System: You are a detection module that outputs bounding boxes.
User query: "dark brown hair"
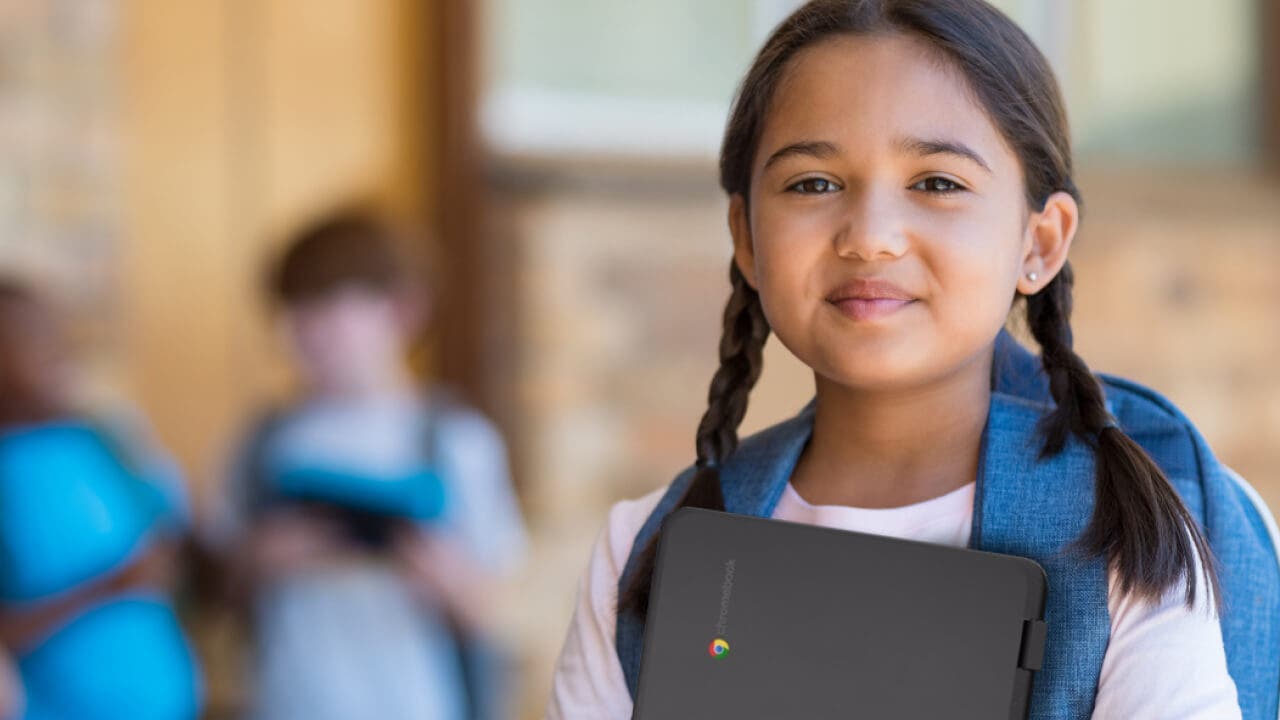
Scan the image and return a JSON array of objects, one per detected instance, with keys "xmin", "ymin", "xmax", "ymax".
[
  {"xmin": 619, "ymin": 0, "xmax": 1220, "ymax": 623},
  {"xmin": 267, "ymin": 208, "xmax": 411, "ymax": 307},
  {"xmin": 0, "ymin": 278, "xmax": 69, "ymax": 429}
]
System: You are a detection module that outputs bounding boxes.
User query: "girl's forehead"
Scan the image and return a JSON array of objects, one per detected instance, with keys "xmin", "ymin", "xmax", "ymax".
[{"xmin": 761, "ymin": 33, "xmax": 1015, "ymax": 172}]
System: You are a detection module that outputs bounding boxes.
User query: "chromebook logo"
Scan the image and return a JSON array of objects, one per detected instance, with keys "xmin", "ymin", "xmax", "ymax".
[{"xmin": 709, "ymin": 558, "xmax": 736, "ymax": 660}]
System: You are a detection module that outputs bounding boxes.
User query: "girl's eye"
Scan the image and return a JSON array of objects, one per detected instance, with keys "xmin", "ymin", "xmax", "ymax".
[
  {"xmin": 787, "ymin": 177, "xmax": 841, "ymax": 194},
  {"xmin": 912, "ymin": 176, "xmax": 966, "ymax": 194}
]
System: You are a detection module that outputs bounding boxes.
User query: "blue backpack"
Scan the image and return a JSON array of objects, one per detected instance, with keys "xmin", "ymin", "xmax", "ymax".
[
  {"xmin": 0, "ymin": 421, "xmax": 202, "ymax": 720},
  {"xmin": 616, "ymin": 328, "xmax": 1280, "ymax": 719},
  {"xmin": 990, "ymin": 327, "xmax": 1280, "ymax": 718}
]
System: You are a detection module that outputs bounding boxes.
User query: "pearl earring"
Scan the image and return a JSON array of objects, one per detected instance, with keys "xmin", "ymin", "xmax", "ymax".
[{"xmin": 1026, "ymin": 271, "xmax": 1039, "ymax": 282}]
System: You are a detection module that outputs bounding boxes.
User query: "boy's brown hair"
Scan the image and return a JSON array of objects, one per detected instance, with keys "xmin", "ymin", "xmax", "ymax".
[{"xmin": 266, "ymin": 208, "xmax": 416, "ymax": 307}]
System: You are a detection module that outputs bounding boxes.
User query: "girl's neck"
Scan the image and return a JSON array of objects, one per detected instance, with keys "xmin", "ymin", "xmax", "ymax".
[{"xmin": 790, "ymin": 350, "xmax": 992, "ymax": 510}]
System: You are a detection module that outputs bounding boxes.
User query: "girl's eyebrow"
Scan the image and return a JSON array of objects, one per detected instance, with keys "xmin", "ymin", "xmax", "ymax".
[
  {"xmin": 762, "ymin": 140, "xmax": 840, "ymax": 170},
  {"xmin": 762, "ymin": 136, "xmax": 993, "ymax": 175},
  {"xmin": 893, "ymin": 134, "xmax": 992, "ymax": 174}
]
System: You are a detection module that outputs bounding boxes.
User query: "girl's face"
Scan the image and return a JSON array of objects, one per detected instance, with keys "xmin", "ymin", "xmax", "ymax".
[
  {"xmin": 731, "ymin": 32, "xmax": 1073, "ymax": 394},
  {"xmin": 0, "ymin": 298, "xmax": 72, "ymax": 415}
]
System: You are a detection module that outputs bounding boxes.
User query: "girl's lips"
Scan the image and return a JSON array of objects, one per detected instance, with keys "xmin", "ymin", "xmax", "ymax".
[{"xmin": 829, "ymin": 297, "xmax": 916, "ymax": 321}]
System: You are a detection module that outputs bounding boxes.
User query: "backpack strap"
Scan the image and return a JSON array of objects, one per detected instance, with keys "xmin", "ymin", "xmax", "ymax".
[
  {"xmin": 973, "ymin": 393, "xmax": 1108, "ymax": 719},
  {"xmin": 76, "ymin": 417, "xmax": 174, "ymax": 524},
  {"xmin": 422, "ymin": 385, "xmax": 462, "ymax": 473},
  {"xmin": 239, "ymin": 405, "xmax": 291, "ymax": 519}
]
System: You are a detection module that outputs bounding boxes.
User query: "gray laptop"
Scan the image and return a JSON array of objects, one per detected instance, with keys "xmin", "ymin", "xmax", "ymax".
[{"xmin": 633, "ymin": 507, "xmax": 1047, "ymax": 719}]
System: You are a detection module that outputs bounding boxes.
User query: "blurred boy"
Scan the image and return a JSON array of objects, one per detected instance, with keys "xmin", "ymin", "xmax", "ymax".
[{"xmin": 206, "ymin": 211, "xmax": 528, "ymax": 720}]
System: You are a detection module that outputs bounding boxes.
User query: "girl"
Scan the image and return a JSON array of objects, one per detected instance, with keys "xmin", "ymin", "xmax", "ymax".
[
  {"xmin": 547, "ymin": 1, "xmax": 1248, "ymax": 717},
  {"xmin": 0, "ymin": 278, "xmax": 202, "ymax": 720}
]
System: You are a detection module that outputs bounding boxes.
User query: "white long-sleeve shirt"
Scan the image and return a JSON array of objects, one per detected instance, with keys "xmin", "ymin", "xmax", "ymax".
[{"xmin": 546, "ymin": 479, "xmax": 1241, "ymax": 719}]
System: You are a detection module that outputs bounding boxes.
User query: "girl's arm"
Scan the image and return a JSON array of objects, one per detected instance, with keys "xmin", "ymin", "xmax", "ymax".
[
  {"xmin": 1091, "ymin": 530, "xmax": 1241, "ymax": 719},
  {"xmin": 0, "ymin": 644, "xmax": 22, "ymax": 720},
  {"xmin": 546, "ymin": 488, "xmax": 664, "ymax": 720},
  {"xmin": 0, "ymin": 536, "xmax": 179, "ymax": 651}
]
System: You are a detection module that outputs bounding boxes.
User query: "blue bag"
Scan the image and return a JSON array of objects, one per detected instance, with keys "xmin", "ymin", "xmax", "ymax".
[
  {"xmin": 247, "ymin": 397, "xmax": 450, "ymax": 548},
  {"xmin": 0, "ymin": 421, "xmax": 202, "ymax": 720}
]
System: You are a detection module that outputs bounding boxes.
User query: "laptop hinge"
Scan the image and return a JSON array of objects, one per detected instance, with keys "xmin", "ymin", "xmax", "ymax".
[{"xmin": 1017, "ymin": 619, "xmax": 1047, "ymax": 671}]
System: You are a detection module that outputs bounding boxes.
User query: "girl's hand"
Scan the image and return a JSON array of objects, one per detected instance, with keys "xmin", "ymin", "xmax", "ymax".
[{"xmin": 392, "ymin": 526, "xmax": 495, "ymax": 635}]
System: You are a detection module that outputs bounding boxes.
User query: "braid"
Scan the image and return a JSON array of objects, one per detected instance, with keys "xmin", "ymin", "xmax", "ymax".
[
  {"xmin": 1025, "ymin": 261, "xmax": 1222, "ymax": 611},
  {"xmin": 617, "ymin": 260, "xmax": 771, "ymax": 620}
]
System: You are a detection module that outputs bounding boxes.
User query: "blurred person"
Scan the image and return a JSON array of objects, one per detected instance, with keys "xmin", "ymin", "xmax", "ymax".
[
  {"xmin": 204, "ymin": 210, "xmax": 528, "ymax": 720},
  {"xmin": 0, "ymin": 278, "xmax": 202, "ymax": 720}
]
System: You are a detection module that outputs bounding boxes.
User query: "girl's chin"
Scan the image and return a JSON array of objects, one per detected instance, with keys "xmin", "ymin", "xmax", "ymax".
[
  {"xmin": 824, "ymin": 371, "xmax": 933, "ymax": 395},
  {"xmin": 815, "ymin": 356, "xmax": 934, "ymax": 392},
  {"xmin": 819, "ymin": 344, "xmax": 996, "ymax": 396}
]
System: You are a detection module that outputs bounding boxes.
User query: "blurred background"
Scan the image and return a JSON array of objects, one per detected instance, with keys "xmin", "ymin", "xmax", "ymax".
[{"xmin": 0, "ymin": 0, "xmax": 1277, "ymax": 718}]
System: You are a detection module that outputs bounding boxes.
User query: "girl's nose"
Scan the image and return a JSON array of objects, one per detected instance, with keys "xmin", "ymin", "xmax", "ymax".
[{"xmin": 831, "ymin": 187, "xmax": 909, "ymax": 262}]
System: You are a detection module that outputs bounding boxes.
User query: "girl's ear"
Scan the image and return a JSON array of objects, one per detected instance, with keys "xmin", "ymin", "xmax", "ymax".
[
  {"xmin": 728, "ymin": 194, "xmax": 759, "ymax": 290},
  {"xmin": 1018, "ymin": 190, "xmax": 1079, "ymax": 295}
]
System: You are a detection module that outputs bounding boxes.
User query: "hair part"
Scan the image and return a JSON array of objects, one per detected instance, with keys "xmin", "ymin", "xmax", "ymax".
[{"xmin": 619, "ymin": 0, "xmax": 1219, "ymax": 624}]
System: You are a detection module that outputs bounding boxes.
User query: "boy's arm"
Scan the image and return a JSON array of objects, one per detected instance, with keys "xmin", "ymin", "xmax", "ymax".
[
  {"xmin": 394, "ymin": 406, "xmax": 530, "ymax": 635},
  {"xmin": 393, "ymin": 524, "xmax": 498, "ymax": 635},
  {"xmin": 438, "ymin": 409, "xmax": 530, "ymax": 577}
]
